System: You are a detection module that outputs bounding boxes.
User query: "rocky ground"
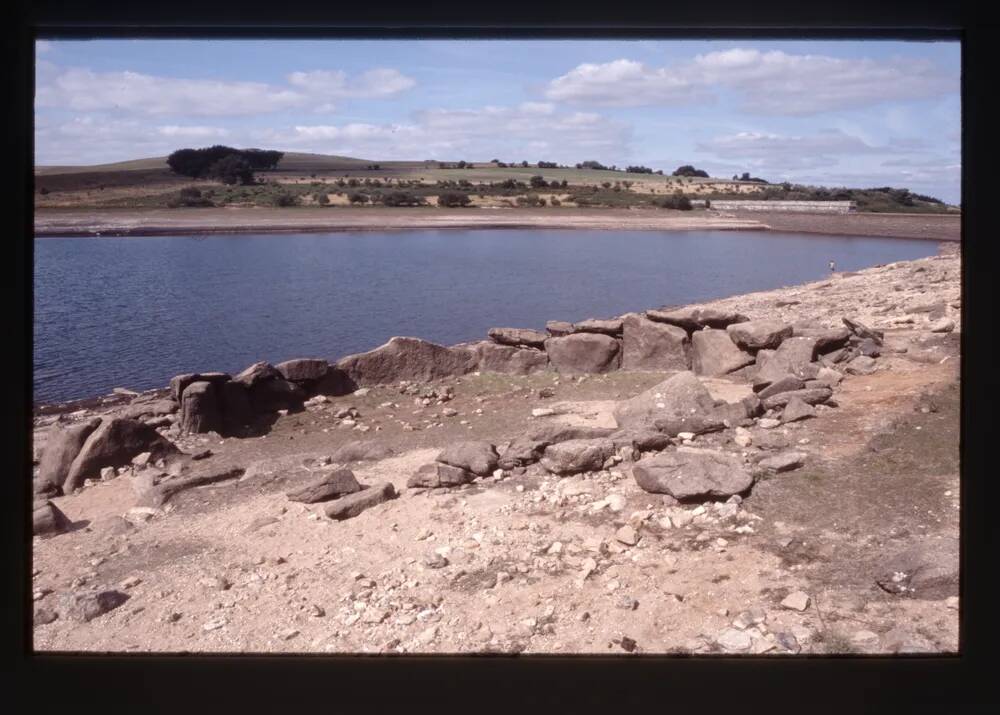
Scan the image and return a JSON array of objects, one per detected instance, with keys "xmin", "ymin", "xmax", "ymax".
[{"xmin": 31, "ymin": 245, "xmax": 961, "ymax": 655}]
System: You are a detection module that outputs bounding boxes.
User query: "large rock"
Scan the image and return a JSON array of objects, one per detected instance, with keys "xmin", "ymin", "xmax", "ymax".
[
  {"xmin": 407, "ymin": 463, "xmax": 475, "ymax": 488},
  {"xmin": 726, "ymin": 320, "xmax": 793, "ymax": 352},
  {"xmin": 781, "ymin": 397, "xmax": 816, "ymax": 423},
  {"xmin": 436, "ymin": 441, "xmax": 499, "ymax": 476},
  {"xmin": 612, "ymin": 371, "xmax": 718, "ymax": 431},
  {"xmin": 286, "ymin": 468, "xmax": 361, "ymax": 503},
  {"xmin": 275, "ymin": 358, "xmax": 329, "ymax": 383},
  {"xmin": 754, "ymin": 337, "xmax": 819, "ymax": 385},
  {"xmin": 487, "ymin": 327, "xmax": 548, "ymax": 349},
  {"xmin": 59, "ymin": 589, "xmax": 129, "ymax": 623},
  {"xmin": 64, "ymin": 418, "xmax": 180, "ymax": 493},
  {"xmin": 539, "ymin": 439, "xmax": 615, "ymax": 475},
  {"xmin": 544, "ymin": 333, "xmax": 621, "ymax": 375},
  {"xmin": 323, "ymin": 482, "xmax": 397, "ymax": 520},
  {"xmin": 169, "ymin": 372, "xmax": 231, "ymax": 402},
  {"xmin": 248, "ymin": 377, "xmax": 307, "ymax": 413},
  {"xmin": 877, "ymin": 537, "xmax": 959, "ymax": 599},
  {"xmin": 35, "ymin": 417, "xmax": 102, "ymax": 495},
  {"xmin": 471, "ymin": 341, "xmax": 548, "ymax": 375},
  {"xmin": 33, "ymin": 500, "xmax": 72, "ymax": 536},
  {"xmin": 760, "ymin": 387, "xmax": 833, "ymax": 411},
  {"xmin": 621, "ymin": 314, "xmax": 690, "ymax": 371},
  {"xmin": 573, "ymin": 318, "xmax": 623, "ymax": 336},
  {"xmin": 632, "ymin": 448, "xmax": 754, "ymax": 500},
  {"xmin": 690, "ymin": 328, "xmax": 755, "ymax": 376},
  {"xmin": 329, "ymin": 441, "xmax": 395, "ymax": 464},
  {"xmin": 498, "ymin": 438, "xmax": 549, "ymax": 470},
  {"xmin": 546, "ymin": 320, "xmax": 575, "ymax": 337},
  {"xmin": 335, "ymin": 337, "xmax": 478, "ymax": 386},
  {"xmin": 645, "ymin": 306, "xmax": 749, "ymax": 332},
  {"xmin": 233, "ymin": 361, "xmax": 281, "ymax": 388},
  {"xmin": 845, "ymin": 356, "xmax": 877, "ymax": 375},
  {"xmin": 180, "ymin": 380, "xmax": 223, "ymax": 434},
  {"xmin": 526, "ymin": 424, "xmax": 616, "ymax": 444}
]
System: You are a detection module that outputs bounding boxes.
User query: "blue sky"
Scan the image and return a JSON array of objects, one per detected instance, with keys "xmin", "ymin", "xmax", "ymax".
[{"xmin": 35, "ymin": 39, "xmax": 961, "ymax": 203}]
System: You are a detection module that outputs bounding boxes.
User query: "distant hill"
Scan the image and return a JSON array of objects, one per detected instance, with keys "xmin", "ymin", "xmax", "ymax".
[{"xmin": 35, "ymin": 152, "xmax": 413, "ymax": 175}]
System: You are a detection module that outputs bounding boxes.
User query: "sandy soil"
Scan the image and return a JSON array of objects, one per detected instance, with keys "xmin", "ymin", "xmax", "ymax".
[
  {"xmin": 734, "ymin": 210, "xmax": 960, "ymax": 241},
  {"xmin": 31, "ymin": 251, "xmax": 961, "ymax": 655}
]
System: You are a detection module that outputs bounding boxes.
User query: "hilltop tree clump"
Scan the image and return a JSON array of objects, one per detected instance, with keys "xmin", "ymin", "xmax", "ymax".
[
  {"xmin": 672, "ymin": 165, "xmax": 709, "ymax": 178},
  {"xmin": 207, "ymin": 155, "xmax": 255, "ymax": 186},
  {"xmin": 626, "ymin": 165, "xmax": 654, "ymax": 174},
  {"xmin": 576, "ymin": 160, "xmax": 609, "ymax": 171},
  {"xmin": 167, "ymin": 146, "xmax": 283, "ymax": 182}
]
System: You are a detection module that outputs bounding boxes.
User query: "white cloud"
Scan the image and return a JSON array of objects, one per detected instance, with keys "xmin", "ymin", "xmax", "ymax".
[
  {"xmin": 36, "ymin": 65, "xmax": 416, "ymax": 117},
  {"xmin": 156, "ymin": 125, "xmax": 231, "ymax": 138},
  {"xmin": 287, "ymin": 68, "xmax": 415, "ymax": 98},
  {"xmin": 36, "ymin": 40, "xmax": 52, "ymax": 54},
  {"xmin": 697, "ymin": 129, "xmax": 890, "ymax": 167},
  {"xmin": 281, "ymin": 104, "xmax": 631, "ymax": 163},
  {"xmin": 545, "ymin": 49, "xmax": 956, "ymax": 114}
]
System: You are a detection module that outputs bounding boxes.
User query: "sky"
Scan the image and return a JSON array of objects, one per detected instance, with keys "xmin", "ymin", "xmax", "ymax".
[{"xmin": 34, "ymin": 39, "xmax": 961, "ymax": 204}]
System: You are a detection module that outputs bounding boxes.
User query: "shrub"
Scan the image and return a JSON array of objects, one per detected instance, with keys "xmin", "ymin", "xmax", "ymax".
[
  {"xmin": 316, "ymin": 193, "xmax": 330, "ymax": 206},
  {"xmin": 660, "ymin": 193, "xmax": 692, "ymax": 210},
  {"xmin": 550, "ymin": 197, "xmax": 561, "ymax": 206},
  {"xmin": 273, "ymin": 193, "xmax": 298, "ymax": 207},
  {"xmin": 38, "ymin": 186, "xmax": 50, "ymax": 195},
  {"xmin": 437, "ymin": 191, "xmax": 472, "ymax": 208},
  {"xmin": 179, "ymin": 187, "xmax": 202, "ymax": 199},
  {"xmin": 515, "ymin": 194, "xmax": 545, "ymax": 207},
  {"xmin": 379, "ymin": 191, "xmax": 426, "ymax": 207},
  {"xmin": 348, "ymin": 192, "xmax": 369, "ymax": 204},
  {"xmin": 529, "ymin": 175, "xmax": 547, "ymax": 189}
]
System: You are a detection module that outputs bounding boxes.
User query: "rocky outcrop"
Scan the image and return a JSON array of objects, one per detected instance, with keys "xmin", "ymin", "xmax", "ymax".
[
  {"xmin": 330, "ymin": 441, "xmax": 395, "ymax": 464},
  {"xmin": 471, "ymin": 341, "xmax": 549, "ymax": 375},
  {"xmin": 726, "ymin": 320, "xmax": 793, "ymax": 352},
  {"xmin": 540, "ymin": 439, "xmax": 615, "ymax": 475},
  {"xmin": 335, "ymin": 337, "xmax": 478, "ymax": 386},
  {"xmin": 632, "ymin": 448, "xmax": 754, "ymax": 500},
  {"xmin": 169, "ymin": 372, "xmax": 231, "ymax": 402},
  {"xmin": 64, "ymin": 418, "xmax": 181, "ymax": 493},
  {"xmin": 498, "ymin": 438, "xmax": 549, "ymax": 470},
  {"xmin": 247, "ymin": 377, "xmax": 306, "ymax": 414},
  {"xmin": 545, "ymin": 320, "xmax": 575, "ymax": 337},
  {"xmin": 35, "ymin": 417, "xmax": 102, "ymax": 495},
  {"xmin": 621, "ymin": 314, "xmax": 690, "ymax": 371},
  {"xmin": 544, "ymin": 333, "xmax": 621, "ymax": 374},
  {"xmin": 690, "ymin": 328, "xmax": 755, "ymax": 376},
  {"xmin": 487, "ymin": 327, "xmax": 548, "ymax": 349},
  {"xmin": 760, "ymin": 387, "xmax": 833, "ymax": 411},
  {"xmin": 754, "ymin": 337, "xmax": 818, "ymax": 386},
  {"xmin": 526, "ymin": 424, "xmax": 616, "ymax": 444}
]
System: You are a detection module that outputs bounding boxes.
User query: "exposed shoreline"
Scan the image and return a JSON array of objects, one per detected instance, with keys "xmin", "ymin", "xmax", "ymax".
[{"xmin": 34, "ymin": 207, "xmax": 960, "ymax": 241}]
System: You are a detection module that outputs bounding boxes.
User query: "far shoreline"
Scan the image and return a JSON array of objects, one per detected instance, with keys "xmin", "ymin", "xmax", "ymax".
[{"xmin": 34, "ymin": 207, "xmax": 960, "ymax": 242}]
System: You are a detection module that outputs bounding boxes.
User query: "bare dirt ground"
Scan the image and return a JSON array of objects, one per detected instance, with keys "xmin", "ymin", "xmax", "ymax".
[
  {"xmin": 31, "ymin": 250, "xmax": 961, "ymax": 655},
  {"xmin": 737, "ymin": 210, "xmax": 960, "ymax": 242},
  {"xmin": 35, "ymin": 207, "xmax": 959, "ymax": 241}
]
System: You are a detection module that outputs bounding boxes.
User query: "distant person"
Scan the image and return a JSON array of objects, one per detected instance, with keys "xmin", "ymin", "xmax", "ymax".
[{"xmin": 829, "ymin": 260, "xmax": 836, "ymax": 273}]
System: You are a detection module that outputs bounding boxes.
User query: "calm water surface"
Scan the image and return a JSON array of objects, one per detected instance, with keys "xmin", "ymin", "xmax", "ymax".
[{"xmin": 34, "ymin": 229, "xmax": 939, "ymax": 403}]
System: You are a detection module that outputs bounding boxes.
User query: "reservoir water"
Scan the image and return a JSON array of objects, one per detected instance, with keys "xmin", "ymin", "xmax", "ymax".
[{"xmin": 33, "ymin": 229, "xmax": 939, "ymax": 403}]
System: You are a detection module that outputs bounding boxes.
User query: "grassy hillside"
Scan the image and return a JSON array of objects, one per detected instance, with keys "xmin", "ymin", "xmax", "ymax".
[{"xmin": 34, "ymin": 152, "xmax": 958, "ymax": 214}]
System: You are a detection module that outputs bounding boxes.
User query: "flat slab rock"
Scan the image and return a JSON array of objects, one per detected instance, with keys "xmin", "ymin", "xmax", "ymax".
[
  {"xmin": 324, "ymin": 482, "xmax": 397, "ymax": 520},
  {"xmin": 470, "ymin": 341, "xmax": 549, "ymax": 376},
  {"xmin": 612, "ymin": 371, "xmax": 720, "ymax": 432},
  {"xmin": 335, "ymin": 336, "xmax": 477, "ymax": 386},
  {"xmin": 631, "ymin": 447, "xmax": 754, "ymax": 500},
  {"xmin": 407, "ymin": 462, "xmax": 475, "ymax": 488},
  {"xmin": 760, "ymin": 387, "xmax": 833, "ymax": 411},
  {"xmin": 645, "ymin": 306, "xmax": 749, "ymax": 332},
  {"xmin": 275, "ymin": 358, "xmax": 329, "ymax": 383},
  {"xmin": 573, "ymin": 318, "xmax": 624, "ymax": 335},
  {"xmin": 757, "ymin": 451, "xmax": 807, "ymax": 473},
  {"xmin": 487, "ymin": 327, "xmax": 548, "ymax": 349},
  {"xmin": 286, "ymin": 468, "xmax": 362, "ymax": 503}
]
